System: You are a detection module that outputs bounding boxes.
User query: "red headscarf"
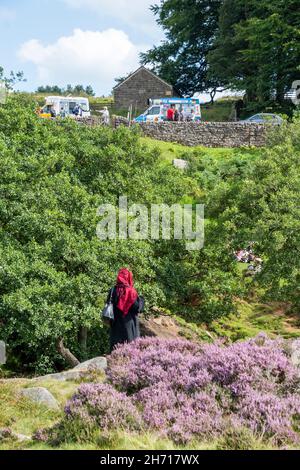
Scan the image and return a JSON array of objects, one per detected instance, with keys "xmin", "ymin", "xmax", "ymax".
[{"xmin": 116, "ymin": 268, "xmax": 138, "ymax": 316}]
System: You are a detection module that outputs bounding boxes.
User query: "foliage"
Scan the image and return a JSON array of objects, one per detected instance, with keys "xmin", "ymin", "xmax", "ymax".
[
  {"xmin": 143, "ymin": 0, "xmax": 299, "ymax": 109},
  {"xmin": 207, "ymin": 116, "xmax": 300, "ymax": 309},
  {"xmin": 36, "ymin": 84, "xmax": 95, "ymax": 96},
  {"xmin": 57, "ymin": 384, "xmax": 142, "ymax": 444},
  {"xmin": 0, "ymin": 66, "xmax": 26, "ymax": 90},
  {"xmin": 208, "ymin": 0, "xmax": 300, "ymax": 107},
  {"xmin": 141, "ymin": 0, "xmax": 223, "ymax": 98},
  {"xmin": 0, "ymin": 94, "xmax": 209, "ymax": 372},
  {"xmin": 41, "ymin": 336, "xmax": 300, "ymax": 446}
]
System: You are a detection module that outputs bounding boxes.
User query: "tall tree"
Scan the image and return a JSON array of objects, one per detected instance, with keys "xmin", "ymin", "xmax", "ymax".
[
  {"xmin": 141, "ymin": 0, "xmax": 224, "ymax": 98},
  {"xmin": 208, "ymin": 0, "xmax": 300, "ymax": 104}
]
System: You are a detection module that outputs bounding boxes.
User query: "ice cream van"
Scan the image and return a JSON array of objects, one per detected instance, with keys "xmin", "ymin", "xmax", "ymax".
[
  {"xmin": 134, "ymin": 97, "xmax": 201, "ymax": 123},
  {"xmin": 39, "ymin": 96, "xmax": 91, "ymax": 119}
]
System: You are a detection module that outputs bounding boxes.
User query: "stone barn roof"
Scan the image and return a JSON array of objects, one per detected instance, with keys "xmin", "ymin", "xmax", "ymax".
[
  {"xmin": 113, "ymin": 66, "xmax": 181, "ymax": 111},
  {"xmin": 113, "ymin": 66, "xmax": 175, "ymax": 91}
]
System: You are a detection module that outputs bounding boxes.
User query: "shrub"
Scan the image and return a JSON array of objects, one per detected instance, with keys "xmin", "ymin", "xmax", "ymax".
[
  {"xmin": 0, "ymin": 95, "xmax": 198, "ymax": 372},
  {"xmin": 35, "ymin": 383, "xmax": 142, "ymax": 444},
  {"xmin": 40, "ymin": 336, "xmax": 300, "ymax": 447},
  {"xmin": 106, "ymin": 336, "xmax": 300, "ymax": 445}
]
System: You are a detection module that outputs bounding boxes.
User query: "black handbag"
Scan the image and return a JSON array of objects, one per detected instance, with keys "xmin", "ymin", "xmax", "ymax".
[
  {"xmin": 138, "ymin": 296, "xmax": 145, "ymax": 313},
  {"xmin": 102, "ymin": 288, "xmax": 115, "ymax": 322}
]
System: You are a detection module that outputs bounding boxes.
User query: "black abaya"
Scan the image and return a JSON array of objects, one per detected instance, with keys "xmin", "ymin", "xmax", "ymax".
[{"xmin": 107, "ymin": 288, "xmax": 141, "ymax": 352}]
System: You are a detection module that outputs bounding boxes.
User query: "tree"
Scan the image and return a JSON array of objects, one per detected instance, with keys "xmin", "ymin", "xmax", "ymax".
[
  {"xmin": 141, "ymin": 0, "xmax": 224, "ymax": 98},
  {"xmin": 0, "ymin": 66, "xmax": 26, "ymax": 90},
  {"xmin": 85, "ymin": 85, "xmax": 95, "ymax": 96},
  {"xmin": 207, "ymin": 116, "xmax": 300, "ymax": 309},
  {"xmin": 0, "ymin": 94, "xmax": 202, "ymax": 373},
  {"xmin": 36, "ymin": 84, "xmax": 95, "ymax": 96},
  {"xmin": 208, "ymin": 0, "xmax": 300, "ymax": 106},
  {"xmin": 36, "ymin": 85, "xmax": 63, "ymax": 94}
]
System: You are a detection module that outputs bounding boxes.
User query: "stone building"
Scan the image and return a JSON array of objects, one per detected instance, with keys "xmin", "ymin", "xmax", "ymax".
[{"xmin": 113, "ymin": 66, "xmax": 180, "ymax": 112}]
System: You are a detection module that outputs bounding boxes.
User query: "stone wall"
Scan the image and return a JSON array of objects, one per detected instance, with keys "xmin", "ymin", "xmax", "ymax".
[
  {"xmin": 113, "ymin": 115, "xmax": 130, "ymax": 128},
  {"xmin": 114, "ymin": 67, "xmax": 177, "ymax": 111},
  {"xmin": 139, "ymin": 122, "xmax": 269, "ymax": 148}
]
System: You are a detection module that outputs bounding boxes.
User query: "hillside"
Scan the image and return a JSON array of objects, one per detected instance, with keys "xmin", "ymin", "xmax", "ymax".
[{"xmin": 0, "ymin": 94, "xmax": 299, "ymax": 451}]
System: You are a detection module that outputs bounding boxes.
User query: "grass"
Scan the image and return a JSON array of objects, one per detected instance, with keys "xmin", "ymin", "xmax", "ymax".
[
  {"xmin": 0, "ymin": 377, "xmax": 278, "ymax": 450},
  {"xmin": 140, "ymin": 137, "xmax": 253, "ymax": 164},
  {"xmin": 0, "ymin": 377, "xmax": 218, "ymax": 450},
  {"xmin": 210, "ymin": 300, "xmax": 300, "ymax": 341}
]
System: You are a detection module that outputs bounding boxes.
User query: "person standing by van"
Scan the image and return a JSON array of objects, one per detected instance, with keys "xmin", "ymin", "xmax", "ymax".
[
  {"xmin": 167, "ymin": 105, "xmax": 175, "ymax": 121},
  {"xmin": 100, "ymin": 106, "xmax": 110, "ymax": 125}
]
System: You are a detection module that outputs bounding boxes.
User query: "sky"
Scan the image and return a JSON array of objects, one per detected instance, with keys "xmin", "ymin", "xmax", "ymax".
[{"xmin": 0, "ymin": 0, "xmax": 228, "ymax": 100}]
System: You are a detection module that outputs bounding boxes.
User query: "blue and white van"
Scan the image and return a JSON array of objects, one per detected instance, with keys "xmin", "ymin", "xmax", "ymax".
[{"xmin": 135, "ymin": 97, "xmax": 201, "ymax": 123}]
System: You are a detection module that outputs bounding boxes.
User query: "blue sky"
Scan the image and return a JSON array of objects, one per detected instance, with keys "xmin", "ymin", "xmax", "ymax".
[{"xmin": 0, "ymin": 0, "xmax": 163, "ymax": 95}]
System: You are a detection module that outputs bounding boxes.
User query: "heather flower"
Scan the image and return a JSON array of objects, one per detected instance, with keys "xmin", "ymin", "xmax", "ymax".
[
  {"xmin": 64, "ymin": 383, "xmax": 142, "ymax": 434},
  {"xmin": 33, "ymin": 428, "xmax": 49, "ymax": 442},
  {"xmin": 106, "ymin": 336, "xmax": 300, "ymax": 445},
  {"xmin": 135, "ymin": 383, "xmax": 225, "ymax": 443},
  {"xmin": 47, "ymin": 336, "xmax": 300, "ymax": 446}
]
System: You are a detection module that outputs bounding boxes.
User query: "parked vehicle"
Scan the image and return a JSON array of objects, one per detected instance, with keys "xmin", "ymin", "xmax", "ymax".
[
  {"xmin": 39, "ymin": 96, "xmax": 91, "ymax": 119},
  {"xmin": 242, "ymin": 113, "xmax": 283, "ymax": 124},
  {"xmin": 135, "ymin": 98, "xmax": 201, "ymax": 123}
]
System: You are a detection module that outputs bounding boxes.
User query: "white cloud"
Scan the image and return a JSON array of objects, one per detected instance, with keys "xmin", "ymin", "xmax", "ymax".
[
  {"xmin": 18, "ymin": 28, "xmax": 147, "ymax": 94},
  {"xmin": 0, "ymin": 7, "xmax": 16, "ymax": 22},
  {"xmin": 63, "ymin": 0, "xmax": 161, "ymax": 38}
]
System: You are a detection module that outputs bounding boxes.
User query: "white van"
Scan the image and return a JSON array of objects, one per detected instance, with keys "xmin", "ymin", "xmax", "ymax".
[
  {"xmin": 40, "ymin": 96, "xmax": 91, "ymax": 118},
  {"xmin": 135, "ymin": 98, "xmax": 202, "ymax": 123}
]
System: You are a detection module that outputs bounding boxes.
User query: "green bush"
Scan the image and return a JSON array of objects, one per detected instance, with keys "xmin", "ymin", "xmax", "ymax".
[{"xmin": 0, "ymin": 95, "xmax": 198, "ymax": 372}]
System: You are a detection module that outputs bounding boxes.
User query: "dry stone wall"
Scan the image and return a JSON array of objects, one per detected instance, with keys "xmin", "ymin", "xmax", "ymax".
[{"xmin": 139, "ymin": 122, "xmax": 269, "ymax": 148}]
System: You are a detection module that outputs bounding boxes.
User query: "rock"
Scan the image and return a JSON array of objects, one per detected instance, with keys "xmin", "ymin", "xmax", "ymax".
[
  {"xmin": 37, "ymin": 371, "xmax": 82, "ymax": 382},
  {"xmin": 173, "ymin": 159, "xmax": 189, "ymax": 170},
  {"xmin": 21, "ymin": 387, "xmax": 60, "ymax": 410},
  {"xmin": 35, "ymin": 357, "xmax": 107, "ymax": 382},
  {"xmin": 139, "ymin": 310, "xmax": 212, "ymax": 343},
  {"xmin": 72, "ymin": 357, "xmax": 107, "ymax": 371},
  {"xmin": 0, "ymin": 341, "xmax": 6, "ymax": 365},
  {"xmin": 140, "ymin": 314, "xmax": 182, "ymax": 340},
  {"xmin": 290, "ymin": 339, "xmax": 300, "ymax": 374},
  {"xmin": 14, "ymin": 433, "xmax": 31, "ymax": 442}
]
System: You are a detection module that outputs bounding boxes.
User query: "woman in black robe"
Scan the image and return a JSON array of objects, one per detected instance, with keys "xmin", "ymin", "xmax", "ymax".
[{"xmin": 107, "ymin": 268, "xmax": 143, "ymax": 352}]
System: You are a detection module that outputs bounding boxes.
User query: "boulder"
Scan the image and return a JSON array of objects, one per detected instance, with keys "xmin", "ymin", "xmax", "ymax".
[
  {"xmin": 173, "ymin": 159, "xmax": 189, "ymax": 170},
  {"xmin": 21, "ymin": 387, "xmax": 60, "ymax": 410},
  {"xmin": 140, "ymin": 314, "xmax": 182, "ymax": 340},
  {"xmin": 290, "ymin": 339, "xmax": 300, "ymax": 376},
  {"xmin": 0, "ymin": 341, "xmax": 6, "ymax": 365},
  {"xmin": 72, "ymin": 357, "xmax": 107, "ymax": 372},
  {"xmin": 139, "ymin": 310, "xmax": 213, "ymax": 342},
  {"xmin": 36, "ymin": 356, "xmax": 107, "ymax": 382}
]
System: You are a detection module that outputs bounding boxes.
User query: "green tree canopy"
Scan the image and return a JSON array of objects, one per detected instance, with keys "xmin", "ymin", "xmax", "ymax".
[
  {"xmin": 0, "ymin": 94, "xmax": 205, "ymax": 373},
  {"xmin": 207, "ymin": 116, "xmax": 300, "ymax": 308},
  {"xmin": 141, "ymin": 0, "xmax": 223, "ymax": 98},
  {"xmin": 36, "ymin": 84, "xmax": 95, "ymax": 96},
  {"xmin": 208, "ymin": 0, "xmax": 300, "ymax": 106}
]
